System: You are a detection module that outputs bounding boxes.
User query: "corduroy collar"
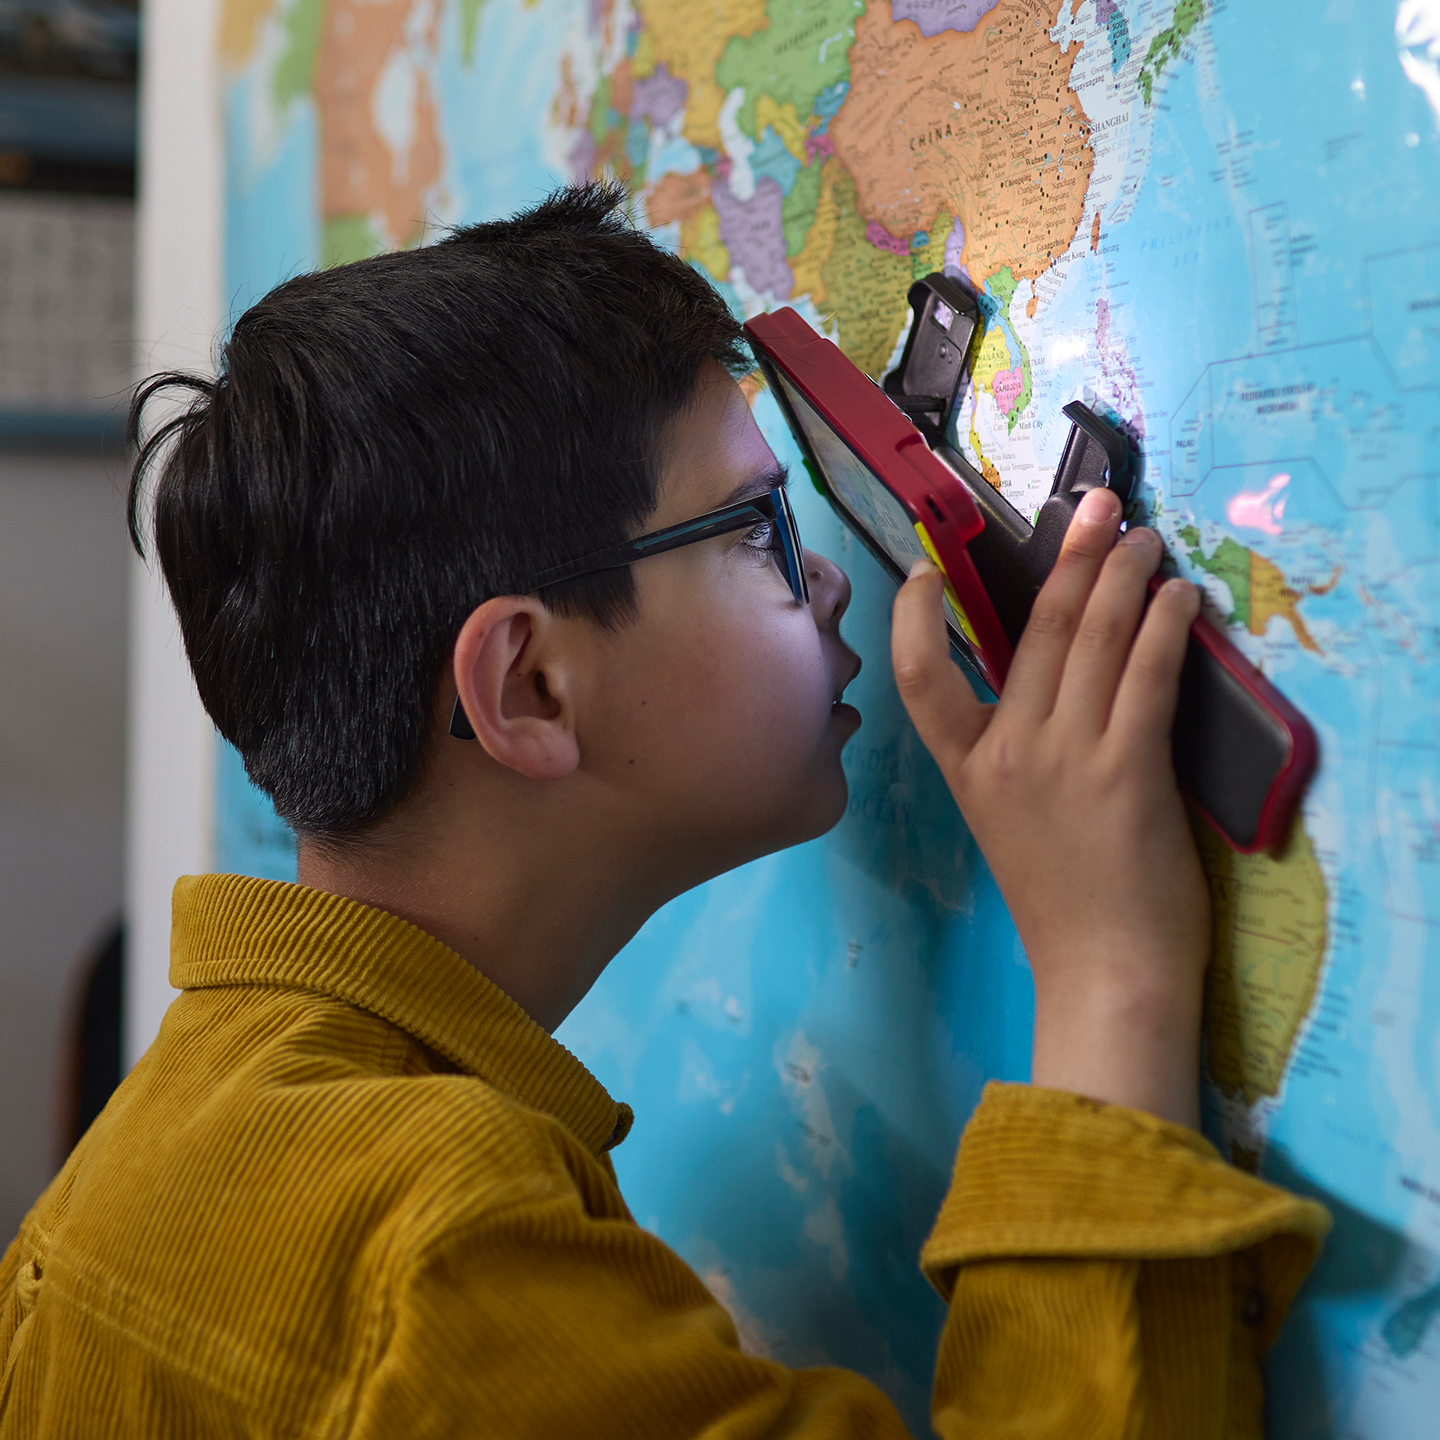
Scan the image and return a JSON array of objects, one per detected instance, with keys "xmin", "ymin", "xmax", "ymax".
[{"xmin": 169, "ymin": 873, "xmax": 633, "ymax": 1156}]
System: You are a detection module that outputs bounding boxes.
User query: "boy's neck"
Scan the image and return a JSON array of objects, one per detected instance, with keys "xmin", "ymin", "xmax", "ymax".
[{"xmin": 295, "ymin": 772, "xmax": 680, "ymax": 1034}]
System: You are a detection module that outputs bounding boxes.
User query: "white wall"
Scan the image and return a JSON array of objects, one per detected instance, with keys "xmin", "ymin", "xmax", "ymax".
[
  {"xmin": 0, "ymin": 451, "xmax": 131, "ymax": 1237},
  {"xmin": 125, "ymin": 0, "xmax": 223, "ymax": 1067}
]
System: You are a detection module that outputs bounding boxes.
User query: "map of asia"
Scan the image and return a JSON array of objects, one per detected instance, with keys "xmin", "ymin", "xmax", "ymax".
[{"xmin": 218, "ymin": 0, "xmax": 1440, "ymax": 1431}]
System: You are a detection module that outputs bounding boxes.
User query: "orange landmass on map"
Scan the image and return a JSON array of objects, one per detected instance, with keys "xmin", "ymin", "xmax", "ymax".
[
  {"xmin": 610, "ymin": 56, "xmax": 635, "ymax": 115},
  {"xmin": 638, "ymin": 0, "xmax": 769, "ymax": 151},
  {"xmin": 829, "ymin": 0, "xmax": 1094, "ymax": 289},
  {"xmin": 1091, "ymin": 211, "xmax": 1102, "ymax": 251},
  {"xmin": 315, "ymin": 0, "xmax": 442, "ymax": 251},
  {"xmin": 220, "ymin": 0, "xmax": 274, "ymax": 65},
  {"xmin": 646, "ymin": 169, "xmax": 712, "ymax": 227}
]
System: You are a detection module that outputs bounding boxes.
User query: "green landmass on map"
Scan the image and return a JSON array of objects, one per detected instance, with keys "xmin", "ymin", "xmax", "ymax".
[
  {"xmin": 1177, "ymin": 524, "xmax": 1326, "ymax": 653},
  {"xmin": 715, "ymin": 0, "xmax": 865, "ymax": 142},
  {"xmin": 782, "ymin": 159, "xmax": 825, "ymax": 256},
  {"xmin": 459, "ymin": 0, "xmax": 488, "ymax": 65},
  {"xmin": 1140, "ymin": 0, "xmax": 1205, "ymax": 105},
  {"xmin": 272, "ymin": 0, "xmax": 324, "ymax": 110},
  {"xmin": 322, "ymin": 215, "xmax": 385, "ymax": 269}
]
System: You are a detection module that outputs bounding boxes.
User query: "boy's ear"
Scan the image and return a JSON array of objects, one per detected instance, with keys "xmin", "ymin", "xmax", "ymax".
[{"xmin": 450, "ymin": 597, "xmax": 581, "ymax": 781}]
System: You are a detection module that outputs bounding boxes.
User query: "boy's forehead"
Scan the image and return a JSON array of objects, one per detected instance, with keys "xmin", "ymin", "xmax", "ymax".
[{"xmin": 655, "ymin": 365, "xmax": 778, "ymax": 522}]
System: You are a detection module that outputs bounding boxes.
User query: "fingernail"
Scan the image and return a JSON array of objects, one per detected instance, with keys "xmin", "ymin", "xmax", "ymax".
[
  {"xmin": 1165, "ymin": 577, "xmax": 1200, "ymax": 607},
  {"xmin": 908, "ymin": 557, "xmax": 938, "ymax": 579},
  {"xmin": 1120, "ymin": 525, "xmax": 1159, "ymax": 547},
  {"xmin": 1076, "ymin": 488, "xmax": 1121, "ymax": 527}
]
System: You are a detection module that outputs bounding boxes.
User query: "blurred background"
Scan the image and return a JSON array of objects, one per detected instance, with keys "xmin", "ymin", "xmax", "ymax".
[{"xmin": 0, "ymin": 0, "xmax": 138, "ymax": 1239}]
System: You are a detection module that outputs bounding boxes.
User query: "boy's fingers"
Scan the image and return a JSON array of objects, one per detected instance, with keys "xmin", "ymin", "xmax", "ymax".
[
  {"xmin": 1109, "ymin": 578, "xmax": 1202, "ymax": 751},
  {"xmin": 1003, "ymin": 487, "xmax": 1123, "ymax": 721},
  {"xmin": 1052, "ymin": 527, "xmax": 1164, "ymax": 736},
  {"xmin": 891, "ymin": 560, "xmax": 990, "ymax": 773}
]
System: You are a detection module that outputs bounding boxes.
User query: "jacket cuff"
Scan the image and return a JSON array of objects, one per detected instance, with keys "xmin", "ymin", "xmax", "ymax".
[{"xmin": 922, "ymin": 1083, "xmax": 1331, "ymax": 1334}]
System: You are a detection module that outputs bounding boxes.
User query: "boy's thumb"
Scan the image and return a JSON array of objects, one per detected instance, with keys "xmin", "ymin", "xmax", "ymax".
[{"xmin": 891, "ymin": 560, "xmax": 988, "ymax": 773}]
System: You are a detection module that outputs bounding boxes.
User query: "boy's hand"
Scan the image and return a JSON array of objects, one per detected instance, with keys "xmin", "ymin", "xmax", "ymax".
[{"xmin": 891, "ymin": 488, "xmax": 1209, "ymax": 1129}]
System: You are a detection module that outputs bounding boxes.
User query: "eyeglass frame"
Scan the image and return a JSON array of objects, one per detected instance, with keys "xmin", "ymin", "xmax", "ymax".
[{"xmin": 450, "ymin": 483, "xmax": 809, "ymax": 740}]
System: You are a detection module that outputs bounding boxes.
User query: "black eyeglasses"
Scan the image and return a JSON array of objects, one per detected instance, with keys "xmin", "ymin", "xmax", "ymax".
[{"xmin": 450, "ymin": 483, "xmax": 809, "ymax": 739}]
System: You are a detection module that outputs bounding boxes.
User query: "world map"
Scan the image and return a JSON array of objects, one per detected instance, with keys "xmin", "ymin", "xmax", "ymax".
[{"xmin": 218, "ymin": 1, "xmax": 1440, "ymax": 1431}]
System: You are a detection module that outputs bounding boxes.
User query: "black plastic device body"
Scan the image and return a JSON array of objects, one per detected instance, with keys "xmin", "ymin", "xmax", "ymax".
[{"xmin": 882, "ymin": 274, "xmax": 1315, "ymax": 853}]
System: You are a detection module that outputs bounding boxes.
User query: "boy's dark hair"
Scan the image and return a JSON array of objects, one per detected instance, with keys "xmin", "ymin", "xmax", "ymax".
[{"xmin": 129, "ymin": 182, "xmax": 748, "ymax": 838}]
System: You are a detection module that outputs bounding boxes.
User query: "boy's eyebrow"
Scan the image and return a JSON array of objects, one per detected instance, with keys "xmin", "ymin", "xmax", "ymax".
[{"xmin": 719, "ymin": 462, "xmax": 789, "ymax": 508}]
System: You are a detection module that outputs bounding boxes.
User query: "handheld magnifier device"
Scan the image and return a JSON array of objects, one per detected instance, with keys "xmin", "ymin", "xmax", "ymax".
[{"xmin": 745, "ymin": 278, "xmax": 1317, "ymax": 854}]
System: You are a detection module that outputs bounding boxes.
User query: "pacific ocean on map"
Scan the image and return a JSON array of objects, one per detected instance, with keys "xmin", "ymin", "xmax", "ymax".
[{"xmin": 216, "ymin": 0, "xmax": 1440, "ymax": 1431}]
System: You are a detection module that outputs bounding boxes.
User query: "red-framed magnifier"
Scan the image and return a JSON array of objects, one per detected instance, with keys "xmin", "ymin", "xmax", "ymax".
[{"xmin": 747, "ymin": 305, "xmax": 1013, "ymax": 695}]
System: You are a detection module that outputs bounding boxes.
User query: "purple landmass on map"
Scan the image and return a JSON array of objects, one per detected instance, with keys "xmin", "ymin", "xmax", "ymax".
[
  {"xmin": 942, "ymin": 216, "xmax": 970, "ymax": 281},
  {"xmin": 631, "ymin": 63, "xmax": 687, "ymax": 126},
  {"xmin": 1096, "ymin": 0, "xmax": 1118, "ymax": 22},
  {"xmin": 892, "ymin": 0, "xmax": 998, "ymax": 38},
  {"xmin": 570, "ymin": 130, "xmax": 595, "ymax": 180},
  {"xmin": 711, "ymin": 175, "xmax": 793, "ymax": 300}
]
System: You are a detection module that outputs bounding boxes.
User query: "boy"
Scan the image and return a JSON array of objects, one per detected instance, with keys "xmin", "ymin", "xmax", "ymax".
[{"xmin": 1, "ymin": 185, "xmax": 1327, "ymax": 1437}]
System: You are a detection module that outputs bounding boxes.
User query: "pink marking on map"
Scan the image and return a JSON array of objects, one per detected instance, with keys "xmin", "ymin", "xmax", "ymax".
[
  {"xmin": 805, "ymin": 130, "xmax": 834, "ymax": 166},
  {"xmin": 991, "ymin": 367, "xmax": 1023, "ymax": 415},
  {"xmin": 1226, "ymin": 473, "xmax": 1290, "ymax": 536},
  {"xmin": 1095, "ymin": 0, "xmax": 1117, "ymax": 22},
  {"xmin": 865, "ymin": 220, "xmax": 910, "ymax": 257},
  {"xmin": 714, "ymin": 155, "xmax": 732, "ymax": 183}
]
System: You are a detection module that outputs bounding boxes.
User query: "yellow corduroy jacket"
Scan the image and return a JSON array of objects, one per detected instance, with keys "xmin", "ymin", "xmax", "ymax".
[{"xmin": 2, "ymin": 874, "xmax": 1329, "ymax": 1438}]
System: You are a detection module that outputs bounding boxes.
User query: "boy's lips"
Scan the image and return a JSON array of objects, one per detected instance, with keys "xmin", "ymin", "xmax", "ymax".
[{"xmin": 831, "ymin": 654, "xmax": 863, "ymax": 722}]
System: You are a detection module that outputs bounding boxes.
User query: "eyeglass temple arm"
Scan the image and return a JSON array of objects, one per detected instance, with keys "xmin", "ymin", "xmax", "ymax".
[
  {"xmin": 449, "ymin": 498, "xmax": 773, "ymax": 740},
  {"xmin": 518, "ymin": 499, "xmax": 772, "ymax": 593}
]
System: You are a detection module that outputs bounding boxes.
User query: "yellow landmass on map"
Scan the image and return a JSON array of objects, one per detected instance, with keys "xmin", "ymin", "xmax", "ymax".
[
  {"xmin": 1251, "ymin": 551, "xmax": 1323, "ymax": 654},
  {"xmin": 220, "ymin": 0, "xmax": 274, "ymax": 66},
  {"xmin": 680, "ymin": 204, "xmax": 731, "ymax": 281},
  {"xmin": 1197, "ymin": 813, "xmax": 1329, "ymax": 1106},
  {"xmin": 819, "ymin": 168, "xmax": 923, "ymax": 378},
  {"xmin": 632, "ymin": 25, "xmax": 658, "ymax": 78},
  {"xmin": 829, "ymin": 0, "xmax": 1094, "ymax": 289},
  {"xmin": 756, "ymin": 95, "xmax": 808, "ymax": 163},
  {"xmin": 790, "ymin": 157, "xmax": 841, "ymax": 306},
  {"xmin": 639, "ymin": 0, "xmax": 769, "ymax": 151},
  {"xmin": 970, "ymin": 319, "xmax": 1012, "ymax": 397}
]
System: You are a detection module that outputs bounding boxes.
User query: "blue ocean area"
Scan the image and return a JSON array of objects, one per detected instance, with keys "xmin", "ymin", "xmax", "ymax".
[
  {"xmin": 1097, "ymin": 3, "xmax": 1440, "ymax": 1428},
  {"xmin": 213, "ymin": 0, "xmax": 1440, "ymax": 1427},
  {"xmin": 223, "ymin": 73, "xmax": 320, "ymax": 319}
]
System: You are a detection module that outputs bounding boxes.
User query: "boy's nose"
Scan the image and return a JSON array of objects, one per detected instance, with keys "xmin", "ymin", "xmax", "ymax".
[{"xmin": 804, "ymin": 548, "xmax": 851, "ymax": 628}]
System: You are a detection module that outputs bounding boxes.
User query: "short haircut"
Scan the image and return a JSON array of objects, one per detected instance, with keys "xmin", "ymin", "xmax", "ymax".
[{"xmin": 129, "ymin": 182, "xmax": 748, "ymax": 838}]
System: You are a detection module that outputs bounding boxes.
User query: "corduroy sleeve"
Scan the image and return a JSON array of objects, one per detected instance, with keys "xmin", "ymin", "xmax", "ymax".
[
  {"xmin": 922, "ymin": 1083, "xmax": 1332, "ymax": 1440},
  {"xmin": 350, "ymin": 1083, "xmax": 1328, "ymax": 1440}
]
